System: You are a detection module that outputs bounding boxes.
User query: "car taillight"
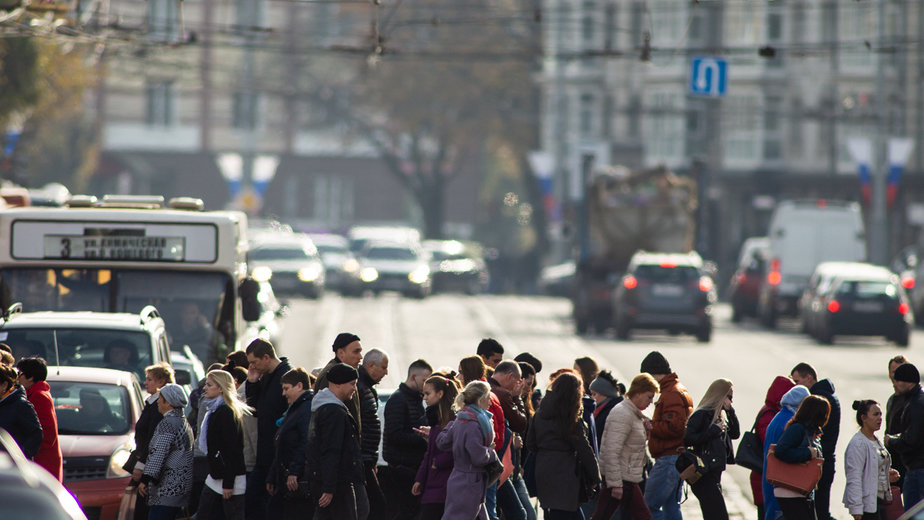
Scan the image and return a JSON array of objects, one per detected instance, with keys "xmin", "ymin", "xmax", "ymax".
[
  {"xmin": 659, "ymin": 262, "xmax": 677, "ymax": 268},
  {"xmin": 699, "ymin": 276, "xmax": 713, "ymax": 292},
  {"xmin": 899, "ymin": 302, "xmax": 910, "ymax": 314},
  {"xmin": 827, "ymin": 300, "xmax": 840, "ymax": 313},
  {"xmin": 623, "ymin": 275, "xmax": 638, "ymax": 290},
  {"xmin": 767, "ymin": 258, "xmax": 781, "ymax": 285},
  {"xmin": 902, "ymin": 276, "xmax": 915, "ymax": 290},
  {"xmin": 736, "ymin": 273, "xmax": 747, "ymax": 284}
]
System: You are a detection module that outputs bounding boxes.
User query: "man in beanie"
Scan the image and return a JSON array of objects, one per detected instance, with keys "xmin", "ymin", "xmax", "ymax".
[
  {"xmin": 307, "ymin": 363, "xmax": 368, "ymax": 520},
  {"xmin": 314, "ymin": 333, "xmax": 363, "ymax": 435},
  {"xmin": 245, "ymin": 339, "xmax": 292, "ymax": 520},
  {"xmin": 640, "ymin": 351, "xmax": 693, "ymax": 520},
  {"xmin": 885, "ymin": 363, "xmax": 924, "ymax": 510}
]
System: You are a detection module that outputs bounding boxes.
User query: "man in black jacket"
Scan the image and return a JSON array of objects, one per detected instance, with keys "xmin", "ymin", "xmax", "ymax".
[
  {"xmin": 383, "ymin": 359, "xmax": 432, "ymax": 520},
  {"xmin": 887, "ymin": 355, "xmax": 911, "ymax": 493},
  {"xmin": 269, "ymin": 367, "xmax": 314, "ymax": 520},
  {"xmin": 792, "ymin": 362, "xmax": 840, "ymax": 520},
  {"xmin": 358, "ymin": 348, "xmax": 389, "ymax": 520},
  {"xmin": 314, "ymin": 332, "xmax": 364, "ymax": 435},
  {"xmin": 307, "ymin": 363, "xmax": 367, "ymax": 520},
  {"xmin": 245, "ymin": 339, "xmax": 292, "ymax": 520},
  {"xmin": 886, "ymin": 363, "xmax": 924, "ymax": 510}
]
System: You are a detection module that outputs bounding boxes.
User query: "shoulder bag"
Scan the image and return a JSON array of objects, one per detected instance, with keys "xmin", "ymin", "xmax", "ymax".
[
  {"xmin": 765, "ymin": 444, "xmax": 824, "ymax": 495},
  {"xmin": 734, "ymin": 411, "xmax": 767, "ymax": 472},
  {"xmin": 674, "ymin": 449, "xmax": 708, "ymax": 485}
]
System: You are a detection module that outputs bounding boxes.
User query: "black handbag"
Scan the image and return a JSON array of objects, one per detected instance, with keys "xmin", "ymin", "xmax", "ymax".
[
  {"xmin": 675, "ymin": 449, "xmax": 708, "ymax": 485},
  {"xmin": 284, "ymin": 480, "xmax": 311, "ymax": 500},
  {"xmin": 735, "ymin": 411, "xmax": 766, "ymax": 472}
]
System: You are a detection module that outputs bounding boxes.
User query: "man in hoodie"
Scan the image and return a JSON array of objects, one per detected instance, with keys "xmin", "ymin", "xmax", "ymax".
[
  {"xmin": 0, "ymin": 364, "xmax": 42, "ymax": 459},
  {"xmin": 307, "ymin": 363, "xmax": 367, "ymax": 520},
  {"xmin": 16, "ymin": 357, "xmax": 62, "ymax": 481},
  {"xmin": 762, "ymin": 384, "xmax": 810, "ymax": 520},
  {"xmin": 791, "ymin": 363, "xmax": 840, "ymax": 520},
  {"xmin": 640, "ymin": 351, "xmax": 694, "ymax": 520}
]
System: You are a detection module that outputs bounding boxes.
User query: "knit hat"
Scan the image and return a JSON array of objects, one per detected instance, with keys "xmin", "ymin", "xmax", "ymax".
[
  {"xmin": 160, "ymin": 384, "xmax": 188, "ymax": 408},
  {"xmin": 895, "ymin": 363, "xmax": 920, "ymax": 384},
  {"xmin": 327, "ymin": 363, "xmax": 359, "ymax": 385},
  {"xmin": 332, "ymin": 332, "xmax": 360, "ymax": 352},
  {"xmin": 589, "ymin": 375, "xmax": 620, "ymax": 398},
  {"xmin": 640, "ymin": 351, "xmax": 671, "ymax": 375}
]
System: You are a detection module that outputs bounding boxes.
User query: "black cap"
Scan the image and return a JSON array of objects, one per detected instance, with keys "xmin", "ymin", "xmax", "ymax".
[
  {"xmin": 895, "ymin": 363, "xmax": 920, "ymax": 384},
  {"xmin": 332, "ymin": 332, "xmax": 360, "ymax": 353},
  {"xmin": 640, "ymin": 351, "xmax": 671, "ymax": 375},
  {"xmin": 327, "ymin": 363, "xmax": 359, "ymax": 385}
]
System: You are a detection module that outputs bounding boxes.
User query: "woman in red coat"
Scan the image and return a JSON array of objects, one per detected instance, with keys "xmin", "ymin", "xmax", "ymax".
[
  {"xmin": 17, "ymin": 357, "xmax": 63, "ymax": 481},
  {"xmin": 748, "ymin": 375, "xmax": 794, "ymax": 520}
]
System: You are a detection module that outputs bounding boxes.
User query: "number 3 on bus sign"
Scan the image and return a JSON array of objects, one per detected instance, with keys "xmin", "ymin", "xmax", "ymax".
[{"xmin": 60, "ymin": 238, "xmax": 71, "ymax": 259}]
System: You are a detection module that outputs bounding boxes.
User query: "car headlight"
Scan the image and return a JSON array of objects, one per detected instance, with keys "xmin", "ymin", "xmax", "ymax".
[
  {"xmin": 298, "ymin": 265, "xmax": 322, "ymax": 282},
  {"xmin": 108, "ymin": 444, "xmax": 133, "ymax": 478},
  {"xmin": 343, "ymin": 258, "xmax": 360, "ymax": 273},
  {"xmin": 360, "ymin": 267, "xmax": 379, "ymax": 282},
  {"xmin": 252, "ymin": 265, "xmax": 273, "ymax": 283},
  {"xmin": 408, "ymin": 266, "xmax": 430, "ymax": 284}
]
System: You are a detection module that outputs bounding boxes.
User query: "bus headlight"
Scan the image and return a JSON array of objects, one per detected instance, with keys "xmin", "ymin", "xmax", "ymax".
[
  {"xmin": 408, "ymin": 266, "xmax": 430, "ymax": 284},
  {"xmin": 298, "ymin": 265, "xmax": 322, "ymax": 282},
  {"xmin": 252, "ymin": 266, "xmax": 273, "ymax": 283},
  {"xmin": 108, "ymin": 444, "xmax": 133, "ymax": 478},
  {"xmin": 360, "ymin": 267, "xmax": 379, "ymax": 283}
]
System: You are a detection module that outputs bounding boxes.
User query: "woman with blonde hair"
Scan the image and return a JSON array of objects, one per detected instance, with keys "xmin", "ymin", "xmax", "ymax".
[
  {"xmin": 436, "ymin": 380, "xmax": 500, "ymax": 520},
  {"xmin": 683, "ymin": 378, "xmax": 739, "ymax": 520},
  {"xmin": 194, "ymin": 369, "xmax": 252, "ymax": 520}
]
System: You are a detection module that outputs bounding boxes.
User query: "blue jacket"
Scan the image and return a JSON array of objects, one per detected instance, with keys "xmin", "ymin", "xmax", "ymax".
[
  {"xmin": 774, "ymin": 422, "xmax": 822, "ymax": 464},
  {"xmin": 762, "ymin": 385, "xmax": 810, "ymax": 520},
  {"xmin": 269, "ymin": 390, "xmax": 312, "ymax": 487}
]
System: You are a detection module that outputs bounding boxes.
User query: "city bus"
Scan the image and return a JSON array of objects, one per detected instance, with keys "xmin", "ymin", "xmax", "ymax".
[{"xmin": 0, "ymin": 195, "xmax": 263, "ymax": 364}]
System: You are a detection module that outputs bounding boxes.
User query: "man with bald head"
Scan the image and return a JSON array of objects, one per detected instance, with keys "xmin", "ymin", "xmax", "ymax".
[{"xmin": 358, "ymin": 348, "xmax": 388, "ymax": 520}]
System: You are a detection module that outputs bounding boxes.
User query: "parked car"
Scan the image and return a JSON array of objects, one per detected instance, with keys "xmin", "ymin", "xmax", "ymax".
[
  {"xmin": 612, "ymin": 251, "xmax": 717, "ymax": 342},
  {"xmin": 310, "ymin": 233, "xmax": 362, "ymax": 295},
  {"xmin": 422, "ymin": 240, "xmax": 488, "ymax": 295},
  {"xmin": 0, "ymin": 429, "xmax": 87, "ymax": 520},
  {"xmin": 249, "ymin": 234, "xmax": 325, "ymax": 299},
  {"xmin": 49, "ymin": 367, "xmax": 145, "ymax": 520},
  {"xmin": 357, "ymin": 241, "xmax": 431, "ymax": 298},
  {"xmin": 0, "ymin": 306, "xmax": 173, "ymax": 383},
  {"xmin": 728, "ymin": 237, "xmax": 769, "ymax": 322},
  {"xmin": 799, "ymin": 262, "xmax": 877, "ymax": 337},
  {"xmin": 758, "ymin": 200, "xmax": 866, "ymax": 328},
  {"xmin": 811, "ymin": 267, "xmax": 912, "ymax": 346}
]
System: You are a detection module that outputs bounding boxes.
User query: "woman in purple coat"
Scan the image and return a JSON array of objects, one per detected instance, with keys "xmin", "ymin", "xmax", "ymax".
[
  {"xmin": 413, "ymin": 375, "xmax": 461, "ymax": 520},
  {"xmin": 436, "ymin": 380, "xmax": 500, "ymax": 520}
]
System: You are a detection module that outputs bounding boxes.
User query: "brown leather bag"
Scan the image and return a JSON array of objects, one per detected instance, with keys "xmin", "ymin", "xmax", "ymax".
[{"xmin": 765, "ymin": 444, "xmax": 824, "ymax": 495}]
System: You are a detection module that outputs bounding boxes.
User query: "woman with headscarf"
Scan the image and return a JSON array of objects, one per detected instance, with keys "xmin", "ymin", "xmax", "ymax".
[
  {"xmin": 138, "ymin": 384, "xmax": 194, "ymax": 520},
  {"xmin": 195, "ymin": 370, "xmax": 251, "ymax": 520},
  {"xmin": 683, "ymin": 378, "xmax": 739, "ymax": 520},
  {"xmin": 437, "ymin": 380, "xmax": 501, "ymax": 520},
  {"xmin": 527, "ymin": 372, "xmax": 600, "ymax": 520}
]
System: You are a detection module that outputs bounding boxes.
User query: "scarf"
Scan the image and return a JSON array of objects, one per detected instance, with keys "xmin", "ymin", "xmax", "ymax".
[
  {"xmin": 198, "ymin": 395, "xmax": 225, "ymax": 454},
  {"xmin": 456, "ymin": 404, "xmax": 493, "ymax": 445}
]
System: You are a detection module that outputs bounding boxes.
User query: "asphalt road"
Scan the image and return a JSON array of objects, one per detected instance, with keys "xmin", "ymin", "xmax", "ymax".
[{"xmin": 273, "ymin": 292, "xmax": 917, "ymax": 520}]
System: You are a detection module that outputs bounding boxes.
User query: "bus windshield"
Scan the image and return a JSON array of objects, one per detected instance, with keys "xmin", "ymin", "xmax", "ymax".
[{"xmin": 0, "ymin": 268, "xmax": 232, "ymax": 361}]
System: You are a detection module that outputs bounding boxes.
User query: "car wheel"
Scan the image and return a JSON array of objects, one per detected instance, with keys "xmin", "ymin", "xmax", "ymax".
[
  {"xmin": 575, "ymin": 318, "xmax": 589, "ymax": 335},
  {"xmin": 731, "ymin": 305, "xmax": 742, "ymax": 323},
  {"xmin": 696, "ymin": 325, "xmax": 711, "ymax": 343},
  {"xmin": 895, "ymin": 328, "xmax": 911, "ymax": 348}
]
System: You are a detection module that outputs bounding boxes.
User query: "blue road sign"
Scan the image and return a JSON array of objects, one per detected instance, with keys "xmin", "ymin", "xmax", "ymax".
[{"xmin": 689, "ymin": 56, "xmax": 728, "ymax": 97}]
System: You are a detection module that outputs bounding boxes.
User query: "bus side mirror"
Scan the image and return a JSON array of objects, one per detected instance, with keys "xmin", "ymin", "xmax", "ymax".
[{"xmin": 240, "ymin": 278, "xmax": 261, "ymax": 322}]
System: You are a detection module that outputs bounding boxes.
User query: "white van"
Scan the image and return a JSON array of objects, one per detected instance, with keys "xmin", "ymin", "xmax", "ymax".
[{"xmin": 758, "ymin": 200, "xmax": 866, "ymax": 328}]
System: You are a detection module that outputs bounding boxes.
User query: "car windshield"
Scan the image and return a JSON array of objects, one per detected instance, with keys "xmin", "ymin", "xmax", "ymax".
[
  {"xmin": 49, "ymin": 381, "xmax": 132, "ymax": 435},
  {"xmin": 836, "ymin": 281, "xmax": 897, "ymax": 299},
  {"xmin": 1, "ymin": 328, "xmax": 151, "ymax": 381},
  {"xmin": 316, "ymin": 244, "xmax": 347, "ymax": 256},
  {"xmin": 250, "ymin": 247, "xmax": 310, "ymax": 261},
  {"xmin": 634, "ymin": 265, "xmax": 699, "ymax": 283},
  {"xmin": 365, "ymin": 247, "xmax": 417, "ymax": 261}
]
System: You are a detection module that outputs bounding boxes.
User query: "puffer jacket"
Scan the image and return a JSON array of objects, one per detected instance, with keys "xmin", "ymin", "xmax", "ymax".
[
  {"xmin": 356, "ymin": 366, "xmax": 381, "ymax": 464},
  {"xmin": 599, "ymin": 398, "xmax": 649, "ymax": 485},
  {"xmin": 648, "ymin": 373, "xmax": 693, "ymax": 458},
  {"xmin": 0, "ymin": 386, "xmax": 42, "ymax": 459},
  {"xmin": 383, "ymin": 382, "xmax": 428, "ymax": 471}
]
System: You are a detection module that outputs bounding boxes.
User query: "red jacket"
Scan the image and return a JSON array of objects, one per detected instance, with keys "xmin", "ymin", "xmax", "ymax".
[
  {"xmin": 748, "ymin": 375, "xmax": 795, "ymax": 505},
  {"xmin": 26, "ymin": 381, "xmax": 62, "ymax": 481}
]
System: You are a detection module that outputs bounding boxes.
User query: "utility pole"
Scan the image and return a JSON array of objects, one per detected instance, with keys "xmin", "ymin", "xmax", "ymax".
[
  {"xmin": 870, "ymin": 0, "xmax": 889, "ymax": 265},
  {"xmin": 552, "ymin": 0, "xmax": 568, "ymax": 262}
]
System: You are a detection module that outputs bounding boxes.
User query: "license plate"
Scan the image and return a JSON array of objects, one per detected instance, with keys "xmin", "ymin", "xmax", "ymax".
[
  {"xmin": 384, "ymin": 280, "xmax": 404, "ymax": 290},
  {"xmin": 652, "ymin": 284, "xmax": 684, "ymax": 297},
  {"xmin": 853, "ymin": 301, "xmax": 884, "ymax": 313}
]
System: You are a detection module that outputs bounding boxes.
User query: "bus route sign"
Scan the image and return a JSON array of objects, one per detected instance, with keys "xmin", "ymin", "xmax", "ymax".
[{"xmin": 43, "ymin": 234, "xmax": 186, "ymax": 261}]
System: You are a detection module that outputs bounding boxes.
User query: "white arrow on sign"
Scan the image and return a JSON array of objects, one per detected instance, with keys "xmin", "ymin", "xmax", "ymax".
[{"xmin": 695, "ymin": 58, "xmax": 721, "ymax": 96}]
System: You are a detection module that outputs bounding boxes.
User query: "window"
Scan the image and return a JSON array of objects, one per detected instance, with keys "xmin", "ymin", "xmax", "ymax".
[
  {"xmin": 232, "ymin": 91, "xmax": 259, "ymax": 130},
  {"xmin": 723, "ymin": 94, "xmax": 759, "ymax": 160},
  {"xmin": 765, "ymin": 11, "xmax": 783, "ymax": 68},
  {"xmin": 235, "ymin": 0, "xmax": 264, "ymax": 30},
  {"xmin": 148, "ymin": 0, "xmax": 179, "ymax": 42},
  {"xmin": 145, "ymin": 81, "xmax": 175, "ymax": 127},
  {"xmin": 579, "ymin": 93, "xmax": 595, "ymax": 137},
  {"xmin": 840, "ymin": 2, "xmax": 876, "ymax": 68},
  {"xmin": 604, "ymin": 4, "xmax": 616, "ymax": 50},
  {"xmin": 582, "ymin": 1, "xmax": 595, "ymax": 44},
  {"xmin": 645, "ymin": 91, "xmax": 683, "ymax": 159},
  {"xmin": 789, "ymin": 98, "xmax": 803, "ymax": 157},
  {"xmin": 763, "ymin": 96, "xmax": 782, "ymax": 160}
]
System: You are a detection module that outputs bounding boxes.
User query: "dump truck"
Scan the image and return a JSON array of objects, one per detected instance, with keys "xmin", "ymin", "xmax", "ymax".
[{"xmin": 572, "ymin": 165, "xmax": 698, "ymax": 334}]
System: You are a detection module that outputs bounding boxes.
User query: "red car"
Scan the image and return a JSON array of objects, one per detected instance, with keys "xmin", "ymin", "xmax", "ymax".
[
  {"xmin": 49, "ymin": 367, "xmax": 145, "ymax": 520},
  {"xmin": 728, "ymin": 237, "xmax": 769, "ymax": 322}
]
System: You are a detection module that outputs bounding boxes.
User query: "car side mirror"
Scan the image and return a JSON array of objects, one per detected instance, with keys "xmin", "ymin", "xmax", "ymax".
[
  {"xmin": 240, "ymin": 278, "xmax": 261, "ymax": 322},
  {"xmin": 174, "ymin": 369, "xmax": 192, "ymax": 386}
]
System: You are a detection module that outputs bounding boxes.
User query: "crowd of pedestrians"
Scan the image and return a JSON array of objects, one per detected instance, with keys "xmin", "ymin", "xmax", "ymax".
[{"xmin": 3, "ymin": 337, "xmax": 924, "ymax": 520}]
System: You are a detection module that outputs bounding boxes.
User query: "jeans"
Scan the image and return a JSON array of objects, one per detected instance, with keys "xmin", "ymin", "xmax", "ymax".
[
  {"xmin": 512, "ymin": 475, "xmax": 537, "ymax": 520},
  {"xmin": 486, "ymin": 481, "xmax": 499, "ymax": 520},
  {"xmin": 903, "ymin": 468, "xmax": 924, "ymax": 511},
  {"xmin": 147, "ymin": 506, "xmax": 180, "ymax": 520},
  {"xmin": 643, "ymin": 454, "xmax": 683, "ymax": 520},
  {"xmin": 497, "ymin": 478, "xmax": 527, "ymax": 520}
]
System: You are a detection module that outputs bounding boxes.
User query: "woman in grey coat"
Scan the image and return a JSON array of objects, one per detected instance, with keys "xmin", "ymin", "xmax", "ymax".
[
  {"xmin": 139, "ymin": 384, "xmax": 195, "ymax": 520},
  {"xmin": 526, "ymin": 372, "xmax": 600, "ymax": 520},
  {"xmin": 436, "ymin": 380, "xmax": 499, "ymax": 520}
]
